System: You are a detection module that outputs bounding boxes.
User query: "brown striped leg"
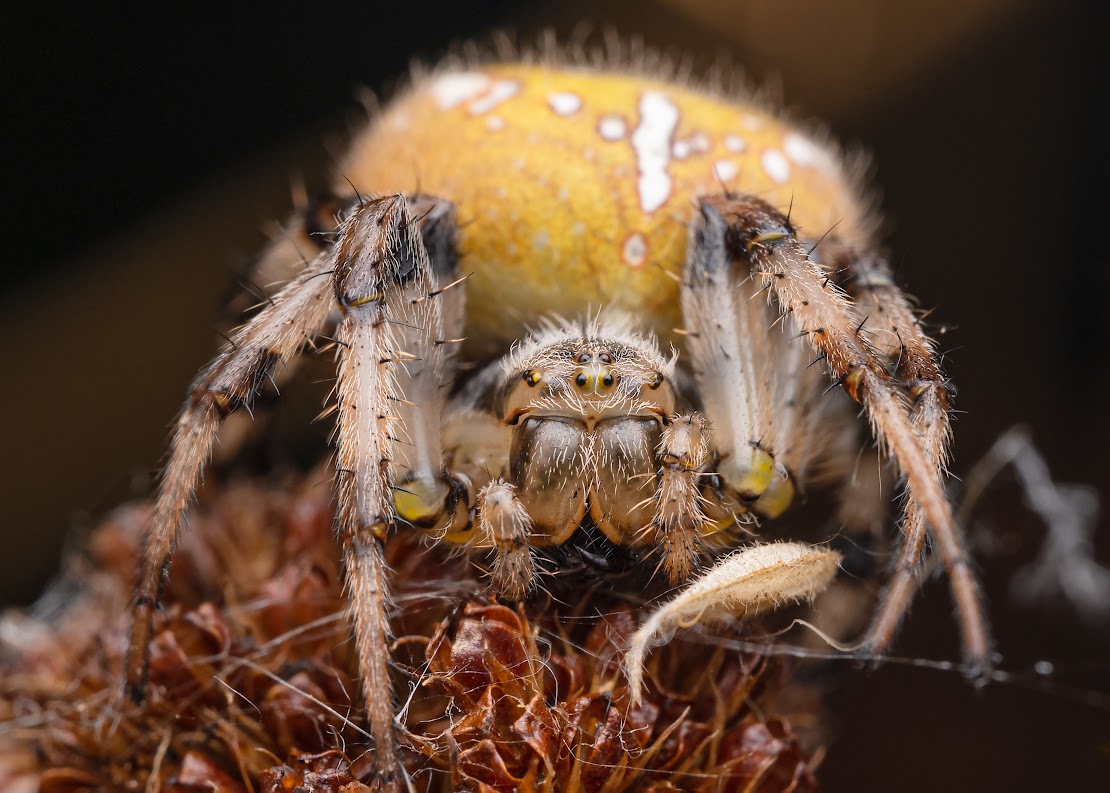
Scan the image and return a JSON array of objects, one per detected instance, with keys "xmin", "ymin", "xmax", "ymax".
[
  {"xmin": 331, "ymin": 194, "xmax": 460, "ymax": 790},
  {"xmin": 223, "ymin": 189, "xmax": 361, "ymax": 322},
  {"xmin": 126, "ymin": 244, "xmax": 336, "ymax": 703},
  {"xmin": 213, "ymin": 191, "xmax": 362, "ymax": 465},
  {"xmin": 695, "ymin": 194, "xmax": 991, "ymax": 682},
  {"xmin": 828, "ymin": 245, "xmax": 955, "ymax": 658},
  {"xmin": 680, "ymin": 208, "xmax": 840, "ymax": 525}
]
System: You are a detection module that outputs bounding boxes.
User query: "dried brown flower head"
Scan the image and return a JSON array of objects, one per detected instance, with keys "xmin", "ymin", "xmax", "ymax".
[{"xmin": 1, "ymin": 471, "xmax": 819, "ymax": 792}]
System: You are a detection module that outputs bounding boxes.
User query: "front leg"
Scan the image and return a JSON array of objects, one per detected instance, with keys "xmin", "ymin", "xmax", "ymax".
[
  {"xmin": 696, "ymin": 193, "xmax": 991, "ymax": 680},
  {"xmin": 386, "ymin": 197, "xmax": 468, "ymax": 529},
  {"xmin": 331, "ymin": 193, "xmax": 459, "ymax": 790},
  {"xmin": 680, "ymin": 208, "xmax": 813, "ymax": 521}
]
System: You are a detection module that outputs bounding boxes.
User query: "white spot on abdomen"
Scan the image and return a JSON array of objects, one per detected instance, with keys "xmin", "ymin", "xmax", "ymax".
[
  {"xmin": 485, "ymin": 116, "xmax": 505, "ymax": 131},
  {"xmin": 431, "ymin": 72, "xmax": 490, "ymax": 110},
  {"xmin": 469, "ymin": 79, "xmax": 520, "ymax": 115},
  {"xmin": 713, "ymin": 160, "xmax": 738, "ymax": 181},
  {"xmin": 631, "ymin": 92, "xmax": 680, "ymax": 213},
  {"xmin": 673, "ymin": 132, "xmax": 710, "ymax": 160},
  {"xmin": 762, "ymin": 149, "xmax": 790, "ymax": 184},
  {"xmin": 784, "ymin": 131, "xmax": 838, "ymax": 174},
  {"xmin": 598, "ymin": 115, "xmax": 627, "ymax": 141},
  {"xmin": 724, "ymin": 134, "xmax": 746, "ymax": 153},
  {"xmin": 622, "ymin": 232, "xmax": 648, "ymax": 267},
  {"xmin": 548, "ymin": 92, "xmax": 582, "ymax": 116}
]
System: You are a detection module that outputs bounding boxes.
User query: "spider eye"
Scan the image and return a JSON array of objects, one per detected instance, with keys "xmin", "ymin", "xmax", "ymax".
[
  {"xmin": 602, "ymin": 373, "xmax": 614, "ymax": 387},
  {"xmin": 576, "ymin": 352, "xmax": 591, "ymax": 364},
  {"xmin": 575, "ymin": 372, "xmax": 588, "ymax": 387},
  {"xmin": 648, "ymin": 371, "xmax": 664, "ymax": 389},
  {"xmin": 522, "ymin": 369, "xmax": 542, "ymax": 387},
  {"xmin": 599, "ymin": 352, "xmax": 613, "ymax": 364}
]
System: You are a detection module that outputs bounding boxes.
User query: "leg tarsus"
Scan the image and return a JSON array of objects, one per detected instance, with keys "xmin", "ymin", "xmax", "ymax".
[
  {"xmin": 828, "ymin": 243, "xmax": 957, "ymax": 662},
  {"xmin": 343, "ymin": 531, "xmax": 406, "ymax": 790}
]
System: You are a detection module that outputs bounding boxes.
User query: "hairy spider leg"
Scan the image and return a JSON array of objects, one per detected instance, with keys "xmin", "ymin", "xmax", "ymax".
[
  {"xmin": 698, "ymin": 193, "xmax": 991, "ymax": 681},
  {"xmin": 125, "ymin": 238, "xmax": 336, "ymax": 701},
  {"xmin": 680, "ymin": 191, "xmax": 847, "ymax": 532},
  {"xmin": 332, "ymin": 194, "xmax": 461, "ymax": 790},
  {"xmin": 825, "ymin": 245, "xmax": 955, "ymax": 658}
]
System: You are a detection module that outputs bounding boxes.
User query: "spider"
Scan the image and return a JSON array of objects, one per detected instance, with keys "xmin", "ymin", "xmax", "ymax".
[{"xmin": 124, "ymin": 49, "xmax": 991, "ymax": 790}]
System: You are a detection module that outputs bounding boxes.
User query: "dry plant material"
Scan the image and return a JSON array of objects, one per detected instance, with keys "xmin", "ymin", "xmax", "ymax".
[
  {"xmin": 1, "ymin": 473, "xmax": 819, "ymax": 792},
  {"xmin": 625, "ymin": 543, "xmax": 840, "ymax": 705}
]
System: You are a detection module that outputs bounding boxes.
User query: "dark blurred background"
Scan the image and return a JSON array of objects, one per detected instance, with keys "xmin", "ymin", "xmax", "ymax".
[{"xmin": 1, "ymin": 1, "xmax": 1107, "ymax": 790}]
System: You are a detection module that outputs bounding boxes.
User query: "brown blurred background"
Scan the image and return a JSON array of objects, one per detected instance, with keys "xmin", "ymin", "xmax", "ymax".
[{"xmin": 1, "ymin": 1, "xmax": 1107, "ymax": 790}]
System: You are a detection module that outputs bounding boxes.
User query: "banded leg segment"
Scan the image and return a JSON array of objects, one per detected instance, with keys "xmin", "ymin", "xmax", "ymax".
[
  {"xmin": 126, "ymin": 250, "xmax": 336, "ymax": 701},
  {"xmin": 831, "ymin": 246, "xmax": 953, "ymax": 655},
  {"xmin": 696, "ymin": 194, "xmax": 990, "ymax": 679},
  {"xmin": 214, "ymin": 191, "xmax": 366, "ymax": 464},
  {"xmin": 224, "ymin": 189, "xmax": 362, "ymax": 322},
  {"xmin": 331, "ymin": 194, "xmax": 459, "ymax": 789}
]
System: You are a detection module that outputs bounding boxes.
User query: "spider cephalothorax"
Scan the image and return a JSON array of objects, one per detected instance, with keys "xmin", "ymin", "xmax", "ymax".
[{"xmin": 124, "ymin": 51, "xmax": 990, "ymax": 790}]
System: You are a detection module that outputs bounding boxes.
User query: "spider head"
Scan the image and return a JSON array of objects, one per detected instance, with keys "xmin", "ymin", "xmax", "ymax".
[{"xmin": 499, "ymin": 328, "xmax": 675, "ymax": 428}]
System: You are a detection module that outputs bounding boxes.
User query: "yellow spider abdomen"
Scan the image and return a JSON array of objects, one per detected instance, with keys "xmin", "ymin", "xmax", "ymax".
[{"xmin": 341, "ymin": 63, "xmax": 867, "ymax": 356}]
